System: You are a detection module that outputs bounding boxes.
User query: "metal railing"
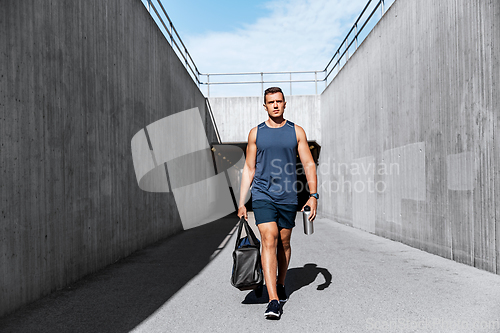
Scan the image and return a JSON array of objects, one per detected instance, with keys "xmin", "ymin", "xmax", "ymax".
[
  {"xmin": 143, "ymin": 0, "xmax": 202, "ymax": 86},
  {"xmin": 323, "ymin": 0, "xmax": 391, "ymax": 84},
  {"xmin": 204, "ymin": 70, "xmax": 324, "ymax": 97},
  {"xmin": 143, "ymin": 0, "xmax": 394, "ymax": 96}
]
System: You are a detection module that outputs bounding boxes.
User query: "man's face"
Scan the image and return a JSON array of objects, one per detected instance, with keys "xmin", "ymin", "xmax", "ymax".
[{"xmin": 264, "ymin": 92, "xmax": 286, "ymax": 118}]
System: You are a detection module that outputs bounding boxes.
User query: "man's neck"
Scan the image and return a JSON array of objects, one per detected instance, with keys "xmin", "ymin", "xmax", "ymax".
[{"xmin": 266, "ymin": 117, "xmax": 286, "ymax": 128}]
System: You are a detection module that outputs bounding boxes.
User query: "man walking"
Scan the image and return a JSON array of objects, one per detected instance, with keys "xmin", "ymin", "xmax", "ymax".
[{"xmin": 238, "ymin": 87, "xmax": 318, "ymax": 319}]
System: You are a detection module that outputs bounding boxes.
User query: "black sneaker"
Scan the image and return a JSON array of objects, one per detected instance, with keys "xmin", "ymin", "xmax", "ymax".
[
  {"xmin": 264, "ymin": 300, "xmax": 281, "ymax": 319},
  {"xmin": 277, "ymin": 284, "xmax": 288, "ymax": 303}
]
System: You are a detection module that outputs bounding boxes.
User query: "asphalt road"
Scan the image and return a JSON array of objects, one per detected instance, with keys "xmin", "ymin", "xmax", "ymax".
[{"xmin": 2, "ymin": 213, "xmax": 500, "ymax": 333}]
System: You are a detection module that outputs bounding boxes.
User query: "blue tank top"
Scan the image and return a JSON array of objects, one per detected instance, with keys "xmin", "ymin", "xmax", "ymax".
[{"xmin": 251, "ymin": 120, "xmax": 298, "ymax": 204}]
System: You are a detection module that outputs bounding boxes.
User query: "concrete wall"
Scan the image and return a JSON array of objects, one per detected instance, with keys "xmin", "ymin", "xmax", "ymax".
[
  {"xmin": 0, "ymin": 0, "xmax": 217, "ymax": 316},
  {"xmin": 209, "ymin": 95, "xmax": 321, "ymax": 143},
  {"xmin": 319, "ymin": 0, "xmax": 500, "ymax": 272}
]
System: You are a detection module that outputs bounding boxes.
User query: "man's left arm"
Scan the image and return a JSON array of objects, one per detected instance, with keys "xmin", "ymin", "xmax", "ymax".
[{"xmin": 296, "ymin": 125, "xmax": 318, "ymax": 220}]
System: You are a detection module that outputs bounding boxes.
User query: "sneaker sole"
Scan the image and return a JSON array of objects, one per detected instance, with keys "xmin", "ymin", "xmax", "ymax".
[{"xmin": 265, "ymin": 311, "xmax": 281, "ymax": 319}]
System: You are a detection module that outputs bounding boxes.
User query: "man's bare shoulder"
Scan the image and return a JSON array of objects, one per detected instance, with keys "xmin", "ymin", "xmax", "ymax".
[
  {"xmin": 248, "ymin": 126, "xmax": 258, "ymax": 142},
  {"xmin": 294, "ymin": 123, "xmax": 305, "ymax": 132},
  {"xmin": 294, "ymin": 124, "xmax": 307, "ymax": 140}
]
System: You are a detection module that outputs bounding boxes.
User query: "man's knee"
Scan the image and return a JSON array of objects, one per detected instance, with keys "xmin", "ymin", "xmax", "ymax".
[
  {"xmin": 261, "ymin": 234, "xmax": 278, "ymax": 249},
  {"xmin": 258, "ymin": 223, "xmax": 279, "ymax": 248},
  {"xmin": 278, "ymin": 229, "xmax": 292, "ymax": 248},
  {"xmin": 278, "ymin": 238, "xmax": 291, "ymax": 252}
]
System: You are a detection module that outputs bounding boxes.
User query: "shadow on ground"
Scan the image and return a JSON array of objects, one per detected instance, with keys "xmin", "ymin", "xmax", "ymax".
[
  {"xmin": 242, "ymin": 263, "xmax": 332, "ymax": 304},
  {"xmin": 0, "ymin": 213, "xmax": 239, "ymax": 333}
]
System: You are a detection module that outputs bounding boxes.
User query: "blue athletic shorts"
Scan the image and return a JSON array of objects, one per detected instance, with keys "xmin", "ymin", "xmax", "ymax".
[{"xmin": 252, "ymin": 200, "xmax": 298, "ymax": 229}]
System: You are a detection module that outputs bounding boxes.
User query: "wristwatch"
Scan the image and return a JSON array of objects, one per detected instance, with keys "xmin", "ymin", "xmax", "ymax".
[{"xmin": 309, "ymin": 193, "xmax": 319, "ymax": 200}]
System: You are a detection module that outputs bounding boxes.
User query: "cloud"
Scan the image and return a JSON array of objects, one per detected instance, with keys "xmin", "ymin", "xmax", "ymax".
[{"xmin": 185, "ymin": 0, "xmax": 368, "ymax": 78}]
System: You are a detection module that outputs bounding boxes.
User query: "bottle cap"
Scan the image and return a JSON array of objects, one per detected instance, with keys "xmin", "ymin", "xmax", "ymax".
[{"xmin": 304, "ymin": 206, "xmax": 311, "ymax": 212}]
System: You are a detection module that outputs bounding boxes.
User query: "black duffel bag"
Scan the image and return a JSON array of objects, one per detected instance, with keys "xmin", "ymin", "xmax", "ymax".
[{"xmin": 230, "ymin": 217, "xmax": 264, "ymax": 292}]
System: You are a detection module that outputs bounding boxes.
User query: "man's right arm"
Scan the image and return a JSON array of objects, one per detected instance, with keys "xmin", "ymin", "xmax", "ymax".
[{"xmin": 238, "ymin": 127, "xmax": 257, "ymax": 220}]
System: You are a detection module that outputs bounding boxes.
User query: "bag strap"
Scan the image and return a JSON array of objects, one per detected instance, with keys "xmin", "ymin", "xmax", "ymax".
[
  {"xmin": 234, "ymin": 217, "xmax": 245, "ymax": 250},
  {"xmin": 235, "ymin": 217, "xmax": 261, "ymax": 249},
  {"xmin": 241, "ymin": 217, "xmax": 260, "ymax": 246}
]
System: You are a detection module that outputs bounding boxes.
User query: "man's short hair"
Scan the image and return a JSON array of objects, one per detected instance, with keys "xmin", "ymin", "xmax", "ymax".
[{"xmin": 264, "ymin": 87, "xmax": 285, "ymax": 103}]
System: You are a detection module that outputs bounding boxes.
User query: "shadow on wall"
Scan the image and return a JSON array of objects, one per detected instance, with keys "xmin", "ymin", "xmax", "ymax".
[
  {"xmin": 131, "ymin": 107, "xmax": 247, "ymax": 230},
  {"xmin": 0, "ymin": 213, "xmax": 239, "ymax": 332}
]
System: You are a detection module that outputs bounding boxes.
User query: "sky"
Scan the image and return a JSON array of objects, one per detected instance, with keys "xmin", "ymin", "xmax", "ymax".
[{"xmin": 143, "ymin": 0, "xmax": 393, "ymax": 96}]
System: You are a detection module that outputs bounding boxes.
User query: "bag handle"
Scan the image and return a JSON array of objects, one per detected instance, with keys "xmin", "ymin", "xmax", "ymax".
[
  {"xmin": 243, "ymin": 218, "xmax": 259, "ymax": 245},
  {"xmin": 235, "ymin": 217, "xmax": 260, "ymax": 250},
  {"xmin": 235, "ymin": 217, "xmax": 245, "ymax": 250}
]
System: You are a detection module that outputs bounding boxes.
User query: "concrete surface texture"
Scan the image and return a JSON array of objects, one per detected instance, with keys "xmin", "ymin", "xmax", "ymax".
[
  {"xmin": 0, "ymin": 0, "xmax": 217, "ymax": 316},
  {"xmin": 2, "ymin": 0, "xmax": 499, "ymax": 323},
  {"xmin": 209, "ymin": 95, "xmax": 321, "ymax": 143},
  {"xmin": 1, "ymin": 213, "xmax": 500, "ymax": 333},
  {"xmin": 319, "ymin": 0, "xmax": 500, "ymax": 272}
]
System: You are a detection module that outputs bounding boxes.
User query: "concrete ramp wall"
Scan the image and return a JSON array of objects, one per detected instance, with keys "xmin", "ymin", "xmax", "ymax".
[
  {"xmin": 0, "ymin": 0, "xmax": 217, "ymax": 316},
  {"xmin": 209, "ymin": 95, "xmax": 321, "ymax": 143},
  {"xmin": 319, "ymin": 0, "xmax": 500, "ymax": 272}
]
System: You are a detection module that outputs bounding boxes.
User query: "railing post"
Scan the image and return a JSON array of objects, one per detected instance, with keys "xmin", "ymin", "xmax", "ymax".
[
  {"xmin": 355, "ymin": 23, "xmax": 358, "ymax": 50},
  {"xmin": 261, "ymin": 72, "xmax": 263, "ymax": 96},
  {"xmin": 289, "ymin": 73, "xmax": 292, "ymax": 96},
  {"xmin": 337, "ymin": 51, "xmax": 340, "ymax": 74},
  {"xmin": 170, "ymin": 21, "xmax": 173, "ymax": 45},
  {"xmin": 147, "ymin": 0, "xmax": 151, "ymax": 13},
  {"xmin": 207, "ymin": 74, "xmax": 210, "ymax": 98},
  {"xmin": 315, "ymin": 71, "xmax": 317, "ymax": 95},
  {"xmin": 346, "ymin": 37, "xmax": 349, "ymax": 60},
  {"xmin": 381, "ymin": 0, "xmax": 385, "ymax": 16}
]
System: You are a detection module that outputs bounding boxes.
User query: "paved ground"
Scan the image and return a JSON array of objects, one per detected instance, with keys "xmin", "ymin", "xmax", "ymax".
[{"xmin": 2, "ymin": 213, "xmax": 500, "ymax": 333}]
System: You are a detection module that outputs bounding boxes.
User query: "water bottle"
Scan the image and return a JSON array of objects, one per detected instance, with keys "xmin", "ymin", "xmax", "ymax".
[{"xmin": 302, "ymin": 206, "xmax": 314, "ymax": 235}]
